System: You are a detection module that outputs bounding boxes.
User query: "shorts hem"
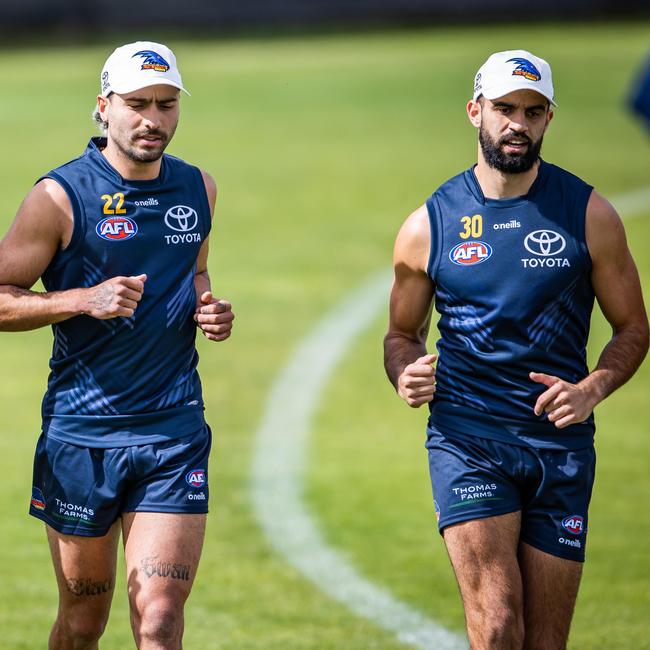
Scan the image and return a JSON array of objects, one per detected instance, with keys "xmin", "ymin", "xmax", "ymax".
[
  {"xmin": 520, "ymin": 535, "xmax": 585, "ymax": 563},
  {"xmin": 29, "ymin": 509, "xmax": 113, "ymax": 537},
  {"xmin": 438, "ymin": 505, "xmax": 521, "ymax": 535},
  {"xmin": 122, "ymin": 506, "xmax": 209, "ymax": 515}
]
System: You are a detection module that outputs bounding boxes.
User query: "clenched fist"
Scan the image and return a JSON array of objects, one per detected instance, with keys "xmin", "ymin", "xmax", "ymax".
[
  {"xmin": 194, "ymin": 291, "xmax": 234, "ymax": 341},
  {"xmin": 397, "ymin": 353, "xmax": 437, "ymax": 407},
  {"xmin": 83, "ymin": 274, "xmax": 147, "ymax": 319}
]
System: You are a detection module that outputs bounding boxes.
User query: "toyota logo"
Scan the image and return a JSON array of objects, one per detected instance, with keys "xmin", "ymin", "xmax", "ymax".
[
  {"xmin": 165, "ymin": 205, "xmax": 198, "ymax": 232},
  {"xmin": 524, "ymin": 230, "xmax": 566, "ymax": 256}
]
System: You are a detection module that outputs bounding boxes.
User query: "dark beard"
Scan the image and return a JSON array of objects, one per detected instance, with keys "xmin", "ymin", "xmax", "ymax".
[
  {"xmin": 479, "ymin": 126, "xmax": 543, "ymax": 174},
  {"xmin": 115, "ymin": 127, "xmax": 174, "ymax": 163}
]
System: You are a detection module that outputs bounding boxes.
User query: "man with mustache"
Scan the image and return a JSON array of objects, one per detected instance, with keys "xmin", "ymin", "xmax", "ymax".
[
  {"xmin": 384, "ymin": 50, "xmax": 648, "ymax": 649},
  {"xmin": 0, "ymin": 41, "xmax": 233, "ymax": 649}
]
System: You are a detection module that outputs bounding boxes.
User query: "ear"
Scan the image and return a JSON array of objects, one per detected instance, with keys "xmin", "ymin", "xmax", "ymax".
[
  {"xmin": 97, "ymin": 95, "xmax": 110, "ymax": 122},
  {"xmin": 466, "ymin": 99, "xmax": 482, "ymax": 128}
]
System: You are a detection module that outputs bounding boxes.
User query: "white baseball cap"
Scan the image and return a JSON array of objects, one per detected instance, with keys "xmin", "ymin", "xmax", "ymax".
[
  {"xmin": 473, "ymin": 50, "xmax": 556, "ymax": 106},
  {"xmin": 99, "ymin": 41, "xmax": 189, "ymax": 97}
]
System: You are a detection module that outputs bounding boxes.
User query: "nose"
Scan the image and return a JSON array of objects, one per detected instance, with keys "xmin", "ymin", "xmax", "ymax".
[
  {"xmin": 140, "ymin": 107, "xmax": 162, "ymax": 130},
  {"xmin": 507, "ymin": 109, "xmax": 528, "ymax": 133}
]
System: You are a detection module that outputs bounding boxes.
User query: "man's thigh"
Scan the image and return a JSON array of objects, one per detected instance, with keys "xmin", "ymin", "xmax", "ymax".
[
  {"xmin": 443, "ymin": 511, "xmax": 523, "ymax": 599},
  {"xmin": 518, "ymin": 542, "xmax": 583, "ymax": 650},
  {"xmin": 122, "ymin": 512, "xmax": 206, "ymax": 610},
  {"xmin": 46, "ymin": 520, "xmax": 121, "ymax": 616},
  {"xmin": 443, "ymin": 512, "xmax": 525, "ymax": 649},
  {"xmin": 119, "ymin": 429, "xmax": 212, "ymax": 617}
]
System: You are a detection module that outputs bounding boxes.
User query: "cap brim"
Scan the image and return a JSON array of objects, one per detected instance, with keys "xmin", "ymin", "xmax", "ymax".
[
  {"xmin": 476, "ymin": 84, "xmax": 556, "ymax": 107},
  {"xmin": 101, "ymin": 79, "xmax": 190, "ymax": 97}
]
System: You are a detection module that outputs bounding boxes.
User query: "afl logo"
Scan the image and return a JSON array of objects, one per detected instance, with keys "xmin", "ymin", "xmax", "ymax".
[
  {"xmin": 524, "ymin": 230, "xmax": 566, "ymax": 256},
  {"xmin": 96, "ymin": 216, "xmax": 138, "ymax": 241},
  {"xmin": 450, "ymin": 241, "xmax": 493, "ymax": 266},
  {"xmin": 185, "ymin": 469, "xmax": 206, "ymax": 488},
  {"xmin": 562, "ymin": 515, "xmax": 584, "ymax": 535},
  {"xmin": 165, "ymin": 205, "xmax": 198, "ymax": 232}
]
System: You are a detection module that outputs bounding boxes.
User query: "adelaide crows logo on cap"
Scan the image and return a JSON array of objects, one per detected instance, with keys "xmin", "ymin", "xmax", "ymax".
[
  {"xmin": 133, "ymin": 50, "xmax": 170, "ymax": 73},
  {"xmin": 507, "ymin": 57, "xmax": 541, "ymax": 82}
]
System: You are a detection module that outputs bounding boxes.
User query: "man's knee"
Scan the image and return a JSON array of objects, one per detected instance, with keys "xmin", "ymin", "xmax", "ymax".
[
  {"xmin": 484, "ymin": 606, "xmax": 524, "ymax": 649},
  {"xmin": 53, "ymin": 610, "xmax": 109, "ymax": 648},
  {"xmin": 135, "ymin": 598, "xmax": 184, "ymax": 644},
  {"xmin": 465, "ymin": 600, "xmax": 524, "ymax": 650}
]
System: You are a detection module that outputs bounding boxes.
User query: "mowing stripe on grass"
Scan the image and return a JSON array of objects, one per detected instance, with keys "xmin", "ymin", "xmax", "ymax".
[
  {"xmin": 250, "ymin": 187, "xmax": 646, "ymax": 650},
  {"xmin": 251, "ymin": 268, "xmax": 467, "ymax": 650}
]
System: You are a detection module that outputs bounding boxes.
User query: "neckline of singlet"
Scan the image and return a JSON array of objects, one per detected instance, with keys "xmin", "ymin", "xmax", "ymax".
[
  {"xmin": 465, "ymin": 159, "xmax": 548, "ymax": 209},
  {"xmin": 87, "ymin": 137, "xmax": 167, "ymax": 188}
]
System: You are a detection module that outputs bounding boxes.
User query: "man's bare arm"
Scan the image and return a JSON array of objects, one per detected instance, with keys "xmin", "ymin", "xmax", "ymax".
[
  {"xmin": 531, "ymin": 191, "xmax": 649, "ymax": 427},
  {"xmin": 0, "ymin": 179, "xmax": 146, "ymax": 331},
  {"xmin": 384, "ymin": 205, "xmax": 437, "ymax": 407},
  {"xmin": 193, "ymin": 170, "xmax": 234, "ymax": 342}
]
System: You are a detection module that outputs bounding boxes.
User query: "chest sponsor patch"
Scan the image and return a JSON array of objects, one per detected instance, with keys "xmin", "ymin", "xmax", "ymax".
[
  {"xmin": 449, "ymin": 240, "xmax": 492, "ymax": 266},
  {"xmin": 96, "ymin": 216, "xmax": 138, "ymax": 241},
  {"xmin": 521, "ymin": 229, "xmax": 571, "ymax": 268}
]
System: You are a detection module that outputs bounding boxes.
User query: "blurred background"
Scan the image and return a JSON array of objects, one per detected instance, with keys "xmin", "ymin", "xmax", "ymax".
[
  {"xmin": 0, "ymin": 3, "xmax": 648, "ymax": 649},
  {"xmin": 0, "ymin": 0, "xmax": 649, "ymax": 36}
]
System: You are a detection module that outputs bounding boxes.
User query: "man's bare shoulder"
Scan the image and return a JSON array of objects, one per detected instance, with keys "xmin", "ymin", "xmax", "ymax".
[
  {"xmin": 11, "ymin": 178, "xmax": 71, "ymax": 239},
  {"xmin": 394, "ymin": 204, "xmax": 431, "ymax": 273},
  {"xmin": 585, "ymin": 190, "xmax": 627, "ymax": 263},
  {"xmin": 0, "ymin": 179, "xmax": 74, "ymax": 287}
]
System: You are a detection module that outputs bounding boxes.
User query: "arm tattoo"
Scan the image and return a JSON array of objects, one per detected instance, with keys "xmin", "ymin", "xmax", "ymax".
[
  {"xmin": 140, "ymin": 555, "xmax": 191, "ymax": 581},
  {"xmin": 89, "ymin": 284, "xmax": 114, "ymax": 311},
  {"xmin": 65, "ymin": 577, "xmax": 113, "ymax": 597}
]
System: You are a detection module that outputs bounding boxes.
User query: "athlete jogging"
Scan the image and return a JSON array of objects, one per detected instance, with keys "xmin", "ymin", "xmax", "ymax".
[
  {"xmin": 384, "ymin": 50, "xmax": 648, "ymax": 649},
  {"xmin": 0, "ymin": 41, "xmax": 233, "ymax": 649}
]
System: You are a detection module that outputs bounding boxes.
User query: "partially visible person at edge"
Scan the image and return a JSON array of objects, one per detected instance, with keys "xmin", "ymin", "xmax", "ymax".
[
  {"xmin": 0, "ymin": 41, "xmax": 234, "ymax": 649},
  {"xmin": 384, "ymin": 50, "xmax": 648, "ymax": 649},
  {"xmin": 629, "ymin": 52, "xmax": 650, "ymax": 132}
]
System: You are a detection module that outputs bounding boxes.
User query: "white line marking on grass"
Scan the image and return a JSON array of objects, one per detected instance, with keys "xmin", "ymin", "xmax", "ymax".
[
  {"xmin": 250, "ymin": 186, "xmax": 646, "ymax": 650},
  {"xmin": 612, "ymin": 187, "xmax": 650, "ymax": 219},
  {"xmin": 251, "ymin": 269, "xmax": 467, "ymax": 650}
]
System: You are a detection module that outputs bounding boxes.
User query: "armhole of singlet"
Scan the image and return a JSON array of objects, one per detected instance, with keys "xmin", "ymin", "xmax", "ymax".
[
  {"xmin": 425, "ymin": 195, "xmax": 443, "ymax": 281},
  {"xmin": 190, "ymin": 166, "xmax": 213, "ymax": 238},
  {"xmin": 38, "ymin": 171, "xmax": 86, "ymax": 272},
  {"xmin": 577, "ymin": 183, "xmax": 594, "ymax": 273}
]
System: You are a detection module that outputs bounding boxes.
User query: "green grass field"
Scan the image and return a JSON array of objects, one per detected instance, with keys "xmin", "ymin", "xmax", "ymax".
[{"xmin": 0, "ymin": 22, "xmax": 649, "ymax": 649}]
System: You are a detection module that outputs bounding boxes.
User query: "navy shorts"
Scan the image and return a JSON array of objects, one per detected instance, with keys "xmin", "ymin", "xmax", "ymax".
[
  {"xmin": 29, "ymin": 426, "xmax": 211, "ymax": 537},
  {"xmin": 426, "ymin": 424, "xmax": 596, "ymax": 562}
]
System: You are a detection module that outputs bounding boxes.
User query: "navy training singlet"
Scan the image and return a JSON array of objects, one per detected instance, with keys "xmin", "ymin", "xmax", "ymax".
[
  {"xmin": 426, "ymin": 160, "xmax": 595, "ymax": 450},
  {"xmin": 40, "ymin": 138, "xmax": 211, "ymax": 448}
]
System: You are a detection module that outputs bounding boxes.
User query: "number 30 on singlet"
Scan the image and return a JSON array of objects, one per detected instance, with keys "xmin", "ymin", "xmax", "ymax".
[{"xmin": 459, "ymin": 214, "xmax": 482, "ymax": 239}]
